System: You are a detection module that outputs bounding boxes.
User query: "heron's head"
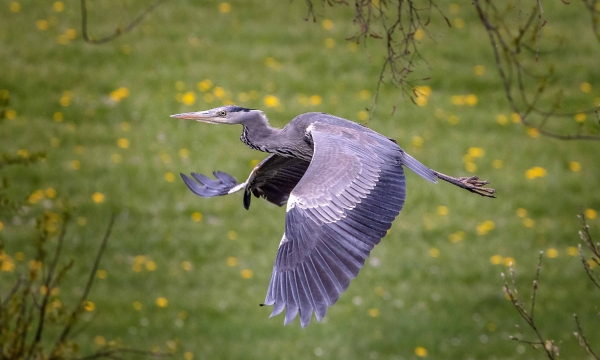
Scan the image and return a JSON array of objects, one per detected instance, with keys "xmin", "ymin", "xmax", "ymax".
[{"xmin": 171, "ymin": 105, "xmax": 264, "ymax": 125}]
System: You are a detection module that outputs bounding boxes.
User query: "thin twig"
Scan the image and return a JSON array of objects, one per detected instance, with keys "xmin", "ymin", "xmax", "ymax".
[
  {"xmin": 574, "ymin": 314, "xmax": 600, "ymax": 359},
  {"xmin": 81, "ymin": 0, "xmax": 166, "ymax": 45},
  {"xmin": 49, "ymin": 213, "xmax": 117, "ymax": 360}
]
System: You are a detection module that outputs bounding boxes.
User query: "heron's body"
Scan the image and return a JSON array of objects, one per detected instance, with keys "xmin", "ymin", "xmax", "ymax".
[{"xmin": 172, "ymin": 106, "xmax": 494, "ymax": 328}]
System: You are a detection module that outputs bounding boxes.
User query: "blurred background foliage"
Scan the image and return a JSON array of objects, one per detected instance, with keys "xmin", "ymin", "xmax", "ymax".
[{"xmin": 1, "ymin": 0, "xmax": 599, "ymax": 359}]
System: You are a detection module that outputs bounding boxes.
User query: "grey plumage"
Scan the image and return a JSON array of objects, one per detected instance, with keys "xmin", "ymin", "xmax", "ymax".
[{"xmin": 172, "ymin": 105, "xmax": 495, "ymax": 328}]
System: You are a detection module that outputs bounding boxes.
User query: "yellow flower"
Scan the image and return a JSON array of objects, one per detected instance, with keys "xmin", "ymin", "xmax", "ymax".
[
  {"xmin": 213, "ymin": 87, "xmax": 226, "ymax": 99},
  {"xmin": 575, "ymin": 113, "xmax": 586, "ymax": 123},
  {"xmin": 546, "ymin": 248, "xmax": 559, "ymax": 258},
  {"xmin": 28, "ymin": 189, "xmax": 45, "ymax": 204},
  {"xmin": 45, "ymin": 188, "xmax": 56, "ymax": 198},
  {"xmin": 117, "ymin": 138, "xmax": 129, "ymax": 149},
  {"xmin": 226, "ymin": 257, "xmax": 238, "ymax": 267},
  {"xmin": 429, "ymin": 248, "xmax": 440, "ymax": 258},
  {"xmin": 490, "ymin": 255, "xmax": 503, "ymax": 265},
  {"xmin": 197, "ymin": 79, "xmax": 212, "ymax": 92},
  {"xmin": 96, "ymin": 269, "xmax": 107, "ymax": 279},
  {"xmin": 411, "ymin": 136, "xmax": 423, "ymax": 148},
  {"xmin": 503, "ymin": 257, "xmax": 515, "ymax": 266},
  {"xmin": 53, "ymin": 1, "xmax": 64, "ymax": 12},
  {"xmin": 567, "ymin": 246, "xmax": 578, "ymax": 256},
  {"xmin": 109, "ymin": 87, "xmax": 129, "ymax": 102},
  {"xmin": 5, "ymin": 109, "xmax": 16, "ymax": 119},
  {"xmin": 92, "ymin": 192, "xmax": 105, "ymax": 203},
  {"xmin": 179, "ymin": 148, "xmax": 189, "ymax": 159},
  {"xmin": 523, "ymin": 218, "xmax": 534, "ymax": 228},
  {"xmin": 359, "ymin": 90, "xmax": 371, "ymax": 100},
  {"xmin": 181, "ymin": 261, "xmax": 193, "ymax": 271},
  {"xmin": 368, "ymin": 308, "xmax": 379, "ymax": 317},
  {"xmin": 477, "ymin": 220, "xmax": 495, "ymax": 235},
  {"xmin": 10, "ymin": 2, "xmax": 21, "ymax": 12},
  {"xmin": 465, "ymin": 94, "xmax": 478, "ymax": 106},
  {"xmin": 65, "ymin": 28, "xmax": 76, "ymax": 39},
  {"xmin": 84, "ymin": 301, "xmax": 95, "ymax": 311},
  {"xmin": 145, "ymin": 261, "xmax": 157, "ymax": 271},
  {"xmin": 310, "ymin": 95, "xmax": 322, "ymax": 106},
  {"xmin": 164, "ymin": 172, "xmax": 175, "ymax": 182},
  {"xmin": 448, "ymin": 231, "xmax": 464, "ymax": 243},
  {"xmin": 17, "ymin": 149, "xmax": 28, "ymax": 158},
  {"xmin": 414, "ymin": 28, "xmax": 425, "ymax": 40},
  {"xmin": 184, "ymin": 351, "xmax": 194, "ymax": 360},
  {"xmin": 525, "ymin": 166, "xmax": 547, "ymax": 180},
  {"xmin": 36, "ymin": 19, "xmax": 49, "ymax": 31},
  {"xmin": 219, "ymin": 2, "xmax": 231, "ymax": 13},
  {"xmin": 437, "ymin": 206, "xmax": 449, "ymax": 216},
  {"xmin": 227, "ymin": 230, "xmax": 238, "ymax": 240},
  {"xmin": 415, "ymin": 346, "xmax": 428, "ymax": 357},
  {"xmin": 241, "ymin": 269, "xmax": 253, "ymax": 279},
  {"xmin": 264, "ymin": 95, "xmax": 280, "ymax": 108},
  {"xmin": 468, "ymin": 147, "xmax": 484, "ymax": 158},
  {"xmin": 511, "ymin": 113, "xmax": 521, "ymax": 123},
  {"xmin": 1, "ymin": 259, "xmax": 15, "ymax": 272},
  {"xmin": 526, "ymin": 127, "xmax": 539, "ymax": 138},
  {"xmin": 415, "ymin": 86, "xmax": 431, "ymax": 107},
  {"xmin": 474, "ymin": 65, "xmax": 485, "ymax": 75},
  {"xmin": 95, "ymin": 335, "xmax": 106, "ymax": 346},
  {"xmin": 322, "ymin": 19, "xmax": 334, "ymax": 30},
  {"xmin": 496, "ymin": 114, "xmax": 508, "ymax": 125},
  {"xmin": 580, "ymin": 82, "xmax": 592, "ymax": 93},
  {"xmin": 516, "ymin": 208, "xmax": 528, "ymax": 218},
  {"xmin": 53, "ymin": 112, "xmax": 63, "ymax": 122},
  {"xmin": 132, "ymin": 301, "xmax": 143, "ymax": 310},
  {"xmin": 182, "ymin": 91, "xmax": 196, "ymax": 106},
  {"xmin": 156, "ymin": 297, "xmax": 168, "ymax": 307},
  {"xmin": 0, "ymin": 221, "xmax": 3, "ymax": 231},
  {"xmin": 249, "ymin": 159, "xmax": 260, "ymax": 168},
  {"xmin": 585, "ymin": 208, "xmax": 597, "ymax": 219},
  {"xmin": 191, "ymin": 212, "xmax": 202, "ymax": 222},
  {"xmin": 465, "ymin": 161, "xmax": 477, "ymax": 172},
  {"xmin": 324, "ymin": 38, "xmax": 335, "ymax": 48},
  {"xmin": 569, "ymin": 161, "xmax": 581, "ymax": 172},
  {"xmin": 357, "ymin": 110, "xmax": 368, "ymax": 122}
]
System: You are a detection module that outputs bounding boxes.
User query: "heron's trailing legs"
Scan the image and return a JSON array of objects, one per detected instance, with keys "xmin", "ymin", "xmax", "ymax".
[{"xmin": 433, "ymin": 171, "xmax": 496, "ymax": 198}]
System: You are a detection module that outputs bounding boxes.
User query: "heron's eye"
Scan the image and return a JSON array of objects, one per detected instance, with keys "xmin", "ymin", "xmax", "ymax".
[{"xmin": 219, "ymin": 110, "xmax": 227, "ymax": 117}]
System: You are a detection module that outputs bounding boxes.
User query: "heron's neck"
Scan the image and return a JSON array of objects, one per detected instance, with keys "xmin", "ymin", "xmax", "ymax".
[{"xmin": 240, "ymin": 114, "xmax": 310, "ymax": 159}]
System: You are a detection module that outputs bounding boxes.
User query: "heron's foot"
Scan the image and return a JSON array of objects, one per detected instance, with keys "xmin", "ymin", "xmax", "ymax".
[{"xmin": 434, "ymin": 172, "xmax": 496, "ymax": 198}]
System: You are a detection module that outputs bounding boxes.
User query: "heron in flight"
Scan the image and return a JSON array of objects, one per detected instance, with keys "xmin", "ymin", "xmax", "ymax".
[{"xmin": 171, "ymin": 105, "xmax": 495, "ymax": 328}]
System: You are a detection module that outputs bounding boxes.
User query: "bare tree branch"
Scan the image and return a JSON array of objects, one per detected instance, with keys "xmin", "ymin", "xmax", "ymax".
[
  {"xmin": 81, "ymin": 0, "xmax": 167, "ymax": 45},
  {"xmin": 473, "ymin": 0, "xmax": 600, "ymax": 141},
  {"xmin": 502, "ymin": 252, "xmax": 558, "ymax": 359}
]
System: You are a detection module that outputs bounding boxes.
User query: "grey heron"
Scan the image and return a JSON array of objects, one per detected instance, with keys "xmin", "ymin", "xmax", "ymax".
[{"xmin": 171, "ymin": 105, "xmax": 495, "ymax": 328}]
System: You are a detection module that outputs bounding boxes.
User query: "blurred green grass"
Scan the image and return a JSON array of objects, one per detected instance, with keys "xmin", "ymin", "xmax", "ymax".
[{"xmin": 1, "ymin": 0, "xmax": 600, "ymax": 359}]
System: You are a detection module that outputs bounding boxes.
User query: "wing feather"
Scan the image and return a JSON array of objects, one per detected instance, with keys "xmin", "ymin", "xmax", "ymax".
[{"xmin": 264, "ymin": 122, "xmax": 407, "ymax": 327}]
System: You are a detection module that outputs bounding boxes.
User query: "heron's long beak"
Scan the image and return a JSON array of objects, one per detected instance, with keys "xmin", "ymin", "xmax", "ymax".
[{"xmin": 170, "ymin": 111, "xmax": 224, "ymax": 124}]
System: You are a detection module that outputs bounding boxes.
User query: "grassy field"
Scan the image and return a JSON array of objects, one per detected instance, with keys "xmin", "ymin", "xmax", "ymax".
[{"xmin": 1, "ymin": 0, "xmax": 600, "ymax": 359}]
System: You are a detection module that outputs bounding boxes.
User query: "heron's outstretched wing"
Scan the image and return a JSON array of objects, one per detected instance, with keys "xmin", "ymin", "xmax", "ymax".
[
  {"xmin": 181, "ymin": 155, "xmax": 310, "ymax": 209},
  {"xmin": 263, "ymin": 123, "xmax": 407, "ymax": 327}
]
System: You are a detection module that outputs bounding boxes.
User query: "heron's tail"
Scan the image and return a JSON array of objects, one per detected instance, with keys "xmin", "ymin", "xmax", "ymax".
[{"xmin": 400, "ymin": 152, "xmax": 437, "ymax": 183}]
